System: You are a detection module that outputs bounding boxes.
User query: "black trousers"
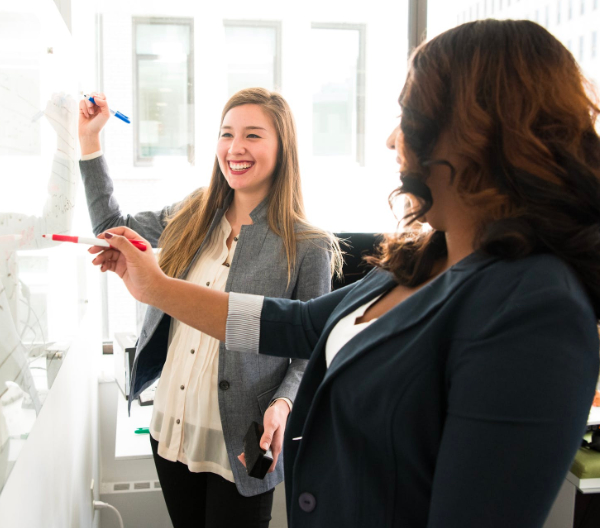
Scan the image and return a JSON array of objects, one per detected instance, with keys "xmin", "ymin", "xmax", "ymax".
[{"xmin": 150, "ymin": 436, "xmax": 274, "ymax": 528}]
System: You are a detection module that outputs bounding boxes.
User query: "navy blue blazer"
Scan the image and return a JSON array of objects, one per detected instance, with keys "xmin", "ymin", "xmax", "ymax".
[{"xmin": 259, "ymin": 251, "xmax": 599, "ymax": 527}]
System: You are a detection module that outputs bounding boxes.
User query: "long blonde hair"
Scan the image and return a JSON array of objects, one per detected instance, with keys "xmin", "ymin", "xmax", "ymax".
[{"xmin": 158, "ymin": 87, "xmax": 342, "ymax": 282}]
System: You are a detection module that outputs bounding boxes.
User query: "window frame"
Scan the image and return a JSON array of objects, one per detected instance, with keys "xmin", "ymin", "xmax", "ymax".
[
  {"xmin": 132, "ymin": 16, "xmax": 195, "ymax": 167},
  {"xmin": 222, "ymin": 19, "xmax": 282, "ymax": 93},
  {"xmin": 310, "ymin": 22, "xmax": 367, "ymax": 166}
]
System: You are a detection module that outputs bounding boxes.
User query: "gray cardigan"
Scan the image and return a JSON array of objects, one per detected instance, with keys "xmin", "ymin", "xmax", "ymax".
[{"xmin": 80, "ymin": 155, "xmax": 332, "ymax": 496}]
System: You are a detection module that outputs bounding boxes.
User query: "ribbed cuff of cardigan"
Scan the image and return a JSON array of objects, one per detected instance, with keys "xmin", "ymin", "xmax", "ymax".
[
  {"xmin": 81, "ymin": 150, "xmax": 103, "ymax": 161},
  {"xmin": 225, "ymin": 292, "xmax": 264, "ymax": 353}
]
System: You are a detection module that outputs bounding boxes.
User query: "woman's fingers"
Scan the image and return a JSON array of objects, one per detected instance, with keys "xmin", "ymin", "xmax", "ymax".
[
  {"xmin": 79, "ymin": 98, "xmax": 91, "ymax": 119},
  {"xmin": 88, "ymin": 244, "xmax": 108, "ymax": 255},
  {"xmin": 92, "ymin": 249, "xmax": 122, "ymax": 275},
  {"xmin": 89, "ymin": 226, "xmax": 161, "ymax": 304},
  {"xmin": 90, "ymin": 93, "xmax": 110, "ymax": 118},
  {"xmin": 85, "ymin": 95, "xmax": 96, "ymax": 114},
  {"xmin": 268, "ymin": 429, "xmax": 284, "ymax": 472},
  {"xmin": 237, "ymin": 453, "xmax": 247, "ymax": 468},
  {"xmin": 90, "ymin": 248, "xmax": 120, "ymax": 262},
  {"xmin": 103, "ymin": 232, "xmax": 141, "ymax": 260},
  {"xmin": 99, "ymin": 226, "xmax": 147, "ymax": 243},
  {"xmin": 81, "ymin": 92, "xmax": 109, "ymax": 118},
  {"xmin": 87, "ymin": 91, "xmax": 101, "ymax": 111}
]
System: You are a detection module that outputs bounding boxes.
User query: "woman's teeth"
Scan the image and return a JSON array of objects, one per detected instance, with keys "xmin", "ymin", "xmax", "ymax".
[{"xmin": 229, "ymin": 162, "xmax": 253, "ymax": 171}]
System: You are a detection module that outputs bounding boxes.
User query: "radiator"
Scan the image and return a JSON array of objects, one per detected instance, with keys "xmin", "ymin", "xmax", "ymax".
[{"xmin": 99, "ymin": 480, "xmax": 172, "ymax": 528}]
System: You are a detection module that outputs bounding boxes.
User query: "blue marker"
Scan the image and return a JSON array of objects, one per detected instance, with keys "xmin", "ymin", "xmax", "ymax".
[{"xmin": 84, "ymin": 94, "xmax": 130, "ymax": 124}]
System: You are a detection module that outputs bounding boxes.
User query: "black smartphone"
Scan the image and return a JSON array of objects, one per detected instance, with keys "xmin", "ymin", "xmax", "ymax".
[{"xmin": 243, "ymin": 421, "xmax": 273, "ymax": 479}]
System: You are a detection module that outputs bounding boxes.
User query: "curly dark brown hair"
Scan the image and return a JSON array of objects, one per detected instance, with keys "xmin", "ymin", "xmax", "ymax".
[{"xmin": 368, "ymin": 19, "xmax": 600, "ymax": 315}]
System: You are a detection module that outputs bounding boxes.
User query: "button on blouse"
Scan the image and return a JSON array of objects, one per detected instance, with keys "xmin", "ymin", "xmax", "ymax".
[{"xmin": 150, "ymin": 214, "xmax": 238, "ymax": 482}]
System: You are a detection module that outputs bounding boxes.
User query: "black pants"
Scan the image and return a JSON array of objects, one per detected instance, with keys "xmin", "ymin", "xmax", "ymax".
[{"xmin": 150, "ymin": 436, "xmax": 274, "ymax": 528}]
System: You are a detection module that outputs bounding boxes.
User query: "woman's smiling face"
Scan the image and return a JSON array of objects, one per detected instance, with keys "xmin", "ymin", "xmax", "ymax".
[{"xmin": 217, "ymin": 104, "xmax": 279, "ymax": 198}]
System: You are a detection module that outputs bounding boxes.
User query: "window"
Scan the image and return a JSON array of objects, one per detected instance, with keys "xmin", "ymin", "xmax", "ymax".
[
  {"xmin": 427, "ymin": 0, "xmax": 600, "ymax": 98},
  {"xmin": 133, "ymin": 18, "xmax": 194, "ymax": 166},
  {"xmin": 310, "ymin": 24, "xmax": 366, "ymax": 165},
  {"xmin": 223, "ymin": 21, "xmax": 281, "ymax": 98}
]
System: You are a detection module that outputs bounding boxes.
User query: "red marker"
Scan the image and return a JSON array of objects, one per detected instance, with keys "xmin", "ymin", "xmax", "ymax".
[{"xmin": 43, "ymin": 234, "xmax": 147, "ymax": 251}]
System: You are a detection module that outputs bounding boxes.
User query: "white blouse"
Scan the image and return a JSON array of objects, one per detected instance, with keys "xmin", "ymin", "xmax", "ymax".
[
  {"xmin": 150, "ymin": 214, "xmax": 237, "ymax": 481},
  {"xmin": 324, "ymin": 294, "xmax": 382, "ymax": 368}
]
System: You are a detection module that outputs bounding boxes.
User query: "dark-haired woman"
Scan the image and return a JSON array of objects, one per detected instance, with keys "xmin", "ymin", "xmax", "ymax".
[{"xmin": 90, "ymin": 20, "xmax": 600, "ymax": 528}]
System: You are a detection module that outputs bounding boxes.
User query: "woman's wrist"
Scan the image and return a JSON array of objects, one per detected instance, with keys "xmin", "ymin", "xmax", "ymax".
[
  {"xmin": 145, "ymin": 274, "xmax": 174, "ymax": 308},
  {"xmin": 270, "ymin": 398, "xmax": 292, "ymax": 413},
  {"xmin": 79, "ymin": 134, "xmax": 101, "ymax": 156}
]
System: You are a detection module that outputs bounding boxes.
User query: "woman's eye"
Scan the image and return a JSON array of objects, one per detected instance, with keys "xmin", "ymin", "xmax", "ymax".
[
  {"xmin": 247, "ymin": 134, "xmax": 261, "ymax": 139},
  {"xmin": 221, "ymin": 132, "xmax": 233, "ymax": 138}
]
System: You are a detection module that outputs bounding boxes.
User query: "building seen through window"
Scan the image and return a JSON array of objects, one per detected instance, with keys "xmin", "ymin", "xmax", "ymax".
[
  {"xmin": 310, "ymin": 24, "xmax": 365, "ymax": 165},
  {"xmin": 133, "ymin": 18, "xmax": 194, "ymax": 166},
  {"xmin": 428, "ymin": 0, "xmax": 600, "ymax": 91},
  {"xmin": 224, "ymin": 21, "xmax": 280, "ymax": 98}
]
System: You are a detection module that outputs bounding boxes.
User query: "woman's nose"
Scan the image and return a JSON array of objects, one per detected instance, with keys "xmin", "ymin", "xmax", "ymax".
[
  {"xmin": 386, "ymin": 126, "xmax": 399, "ymax": 150},
  {"xmin": 229, "ymin": 137, "xmax": 246, "ymax": 154}
]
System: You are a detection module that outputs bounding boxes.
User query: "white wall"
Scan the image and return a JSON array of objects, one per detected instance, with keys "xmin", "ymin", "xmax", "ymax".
[
  {"xmin": 52, "ymin": 0, "xmax": 71, "ymax": 32},
  {"xmin": 0, "ymin": 298, "xmax": 101, "ymax": 528}
]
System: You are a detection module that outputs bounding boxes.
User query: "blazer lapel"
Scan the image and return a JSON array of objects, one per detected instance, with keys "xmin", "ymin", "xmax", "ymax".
[
  {"xmin": 178, "ymin": 193, "xmax": 235, "ymax": 280},
  {"xmin": 321, "ymin": 270, "xmax": 398, "ymax": 337},
  {"xmin": 291, "ymin": 252, "xmax": 499, "ymax": 470},
  {"xmin": 322, "ymin": 251, "xmax": 498, "ymax": 383},
  {"xmin": 232, "ymin": 222, "xmax": 270, "ymax": 267}
]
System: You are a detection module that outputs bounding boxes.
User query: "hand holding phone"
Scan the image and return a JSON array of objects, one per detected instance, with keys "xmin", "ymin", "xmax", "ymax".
[{"xmin": 243, "ymin": 421, "xmax": 274, "ymax": 479}]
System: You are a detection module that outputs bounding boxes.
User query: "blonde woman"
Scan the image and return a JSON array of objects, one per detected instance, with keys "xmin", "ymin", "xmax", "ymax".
[{"xmin": 78, "ymin": 88, "xmax": 338, "ymax": 528}]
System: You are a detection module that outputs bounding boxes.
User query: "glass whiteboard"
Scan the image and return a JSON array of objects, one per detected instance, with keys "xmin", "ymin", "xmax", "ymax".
[{"xmin": 0, "ymin": 0, "xmax": 89, "ymax": 494}]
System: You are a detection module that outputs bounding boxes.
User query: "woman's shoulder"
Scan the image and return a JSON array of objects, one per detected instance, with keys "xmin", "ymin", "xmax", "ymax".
[
  {"xmin": 293, "ymin": 224, "xmax": 335, "ymax": 251},
  {"xmin": 487, "ymin": 252, "xmax": 583, "ymax": 288},
  {"xmin": 452, "ymin": 253, "xmax": 598, "ymax": 347},
  {"xmin": 474, "ymin": 252, "xmax": 593, "ymax": 312}
]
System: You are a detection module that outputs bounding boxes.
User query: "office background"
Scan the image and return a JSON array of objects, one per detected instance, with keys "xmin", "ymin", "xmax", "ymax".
[{"xmin": 0, "ymin": 0, "xmax": 598, "ymax": 527}]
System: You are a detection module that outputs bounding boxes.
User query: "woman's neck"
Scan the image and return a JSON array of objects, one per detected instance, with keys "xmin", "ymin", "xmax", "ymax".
[
  {"xmin": 447, "ymin": 231, "xmax": 475, "ymax": 266},
  {"xmin": 436, "ymin": 223, "xmax": 477, "ymax": 275},
  {"xmin": 226, "ymin": 189, "xmax": 268, "ymax": 227}
]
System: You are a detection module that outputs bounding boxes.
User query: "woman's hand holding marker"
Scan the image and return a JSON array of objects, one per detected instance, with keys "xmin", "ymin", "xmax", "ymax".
[
  {"xmin": 78, "ymin": 92, "xmax": 110, "ymax": 155},
  {"xmin": 89, "ymin": 227, "xmax": 165, "ymax": 305}
]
